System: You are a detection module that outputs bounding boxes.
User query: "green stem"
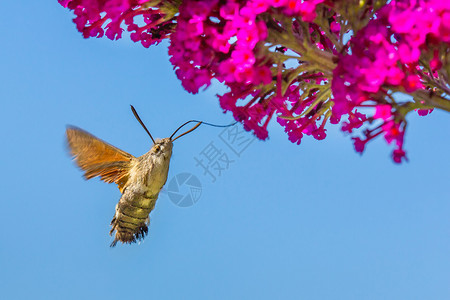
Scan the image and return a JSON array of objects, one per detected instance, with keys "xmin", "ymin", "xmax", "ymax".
[
  {"xmin": 265, "ymin": 17, "xmax": 337, "ymax": 75},
  {"xmin": 412, "ymin": 90, "xmax": 450, "ymax": 112},
  {"xmin": 279, "ymin": 85, "xmax": 331, "ymax": 120}
]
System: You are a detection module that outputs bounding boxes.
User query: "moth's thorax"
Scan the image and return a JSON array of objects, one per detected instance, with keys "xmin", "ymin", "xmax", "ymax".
[{"xmin": 127, "ymin": 138, "xmax": 173, "ymax": 195}]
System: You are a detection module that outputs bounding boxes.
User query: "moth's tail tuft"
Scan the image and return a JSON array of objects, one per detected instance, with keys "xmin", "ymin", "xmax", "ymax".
[{"xmin": 109, "ymin": 219, "xmax": 149, "ymax": 247}]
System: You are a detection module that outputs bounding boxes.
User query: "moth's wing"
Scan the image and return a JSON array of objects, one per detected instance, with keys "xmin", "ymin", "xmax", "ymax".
[{"xmin": 66, "ymin": 126, "xmax": 134, "ymax": 192}]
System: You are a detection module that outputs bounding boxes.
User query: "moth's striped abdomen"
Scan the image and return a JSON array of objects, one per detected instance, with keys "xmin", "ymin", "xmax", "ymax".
[{"xmin": 110, "ymin": 191, "xmax": 159, "ymax": 247}]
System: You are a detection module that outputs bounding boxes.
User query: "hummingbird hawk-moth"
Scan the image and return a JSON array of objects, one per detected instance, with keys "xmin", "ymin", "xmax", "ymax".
[{"xmin": 66, "ymin": 105, "xmax": 204, "ymax": 247}]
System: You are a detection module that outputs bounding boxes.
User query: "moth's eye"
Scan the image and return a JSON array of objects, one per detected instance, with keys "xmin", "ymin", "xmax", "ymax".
[{"xmin": 154, "ymin": 145, "xmax": 161, "ymax": 152}]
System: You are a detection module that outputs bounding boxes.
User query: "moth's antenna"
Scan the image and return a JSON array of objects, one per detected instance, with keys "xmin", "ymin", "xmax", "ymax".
[
  {"xmin": 170, "ymin": 120, "xmax": 237, "ymax": 142},
  {"xmin": 130, "ymin": 105, "xmax": 156, "ymax": 144}
]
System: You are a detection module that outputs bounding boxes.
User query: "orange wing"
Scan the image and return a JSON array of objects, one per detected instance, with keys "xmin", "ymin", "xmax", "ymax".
[{"xmin": 66, "ymin": 126, "xmax": 134, "ymax": 192}]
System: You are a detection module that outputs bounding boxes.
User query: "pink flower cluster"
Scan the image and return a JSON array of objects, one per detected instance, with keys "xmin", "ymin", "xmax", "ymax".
[
  {"xmin": 58, "ymin": 0, "xmax": 177, "ymax": 47},
  {"xmin": 332, "ymin": 0, "xmax": 449, "ymax": 162},
  {"xmin": 169, "ymin": 0, "xmax": 325, "ymax": 140},
  {"xmin": 59, "ymin": 0, "xmax": 329, "ymax": 141},
  {"xmin": 59, "ymin": 0, "xmax": 449, "ymax": 163}
]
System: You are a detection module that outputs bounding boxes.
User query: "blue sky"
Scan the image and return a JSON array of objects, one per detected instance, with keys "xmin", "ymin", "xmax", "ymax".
[{"xmin": 0, "ymin": 2, "xmax": 449, "ymax": 299}]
